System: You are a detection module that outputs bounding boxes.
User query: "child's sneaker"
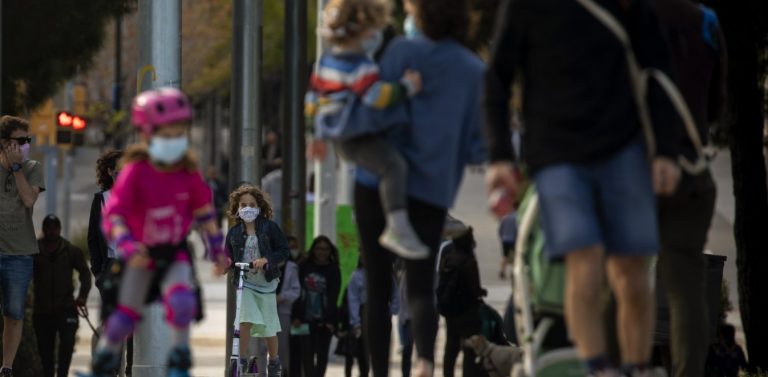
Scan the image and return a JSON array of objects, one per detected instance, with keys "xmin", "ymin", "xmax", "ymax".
[
  {"xmin": 0, "ymin": 368, "xmax": 12, "ymax": 377},
  {"xmin": 267, "ymin": 358, "xmax": 282, "ymax": 377},
  {"xmin": 379, "ymin": 226, "xmax": 429, "ymax": 260},
  {"xmin": 87, "ymin": 349, "xmax": 120, "ymax": 377},
  {"xmin": 167, "ymin": 346, "xmax": 192, "ymax": 377}
]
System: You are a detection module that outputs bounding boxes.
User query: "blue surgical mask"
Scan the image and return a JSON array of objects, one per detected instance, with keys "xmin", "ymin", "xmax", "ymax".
[
  {"xmin": 404, "ymin": 15, "xmax": 422, "ymax": 39},
  {"xmin": 362, "ymin": 30, "xmax": 383, "ymax": 56},
  {"xmin": 148, "ymin": 136, "xmax": 188, "ymax": 164}
]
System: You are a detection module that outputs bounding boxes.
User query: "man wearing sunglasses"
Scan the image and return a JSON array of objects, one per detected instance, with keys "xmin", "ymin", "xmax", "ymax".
[{"xmin": 0, "ymin": 115, "xmax": 45, "ymax": 377}]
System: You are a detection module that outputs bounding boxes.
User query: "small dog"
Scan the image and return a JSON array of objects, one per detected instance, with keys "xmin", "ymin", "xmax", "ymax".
[{"xmin": 464, "ymin": 335, "xmax": 523, "ymax": 377}]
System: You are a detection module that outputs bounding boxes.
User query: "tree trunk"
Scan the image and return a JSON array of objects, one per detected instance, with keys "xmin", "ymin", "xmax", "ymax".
[{"xmin": 711, "ymin": 0, "xmax": 768, "ymax": 370}]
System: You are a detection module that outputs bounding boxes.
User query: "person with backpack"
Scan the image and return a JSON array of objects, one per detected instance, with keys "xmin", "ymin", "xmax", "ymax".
[
  {"xmin": 437, "ymin": 227, "xmax": 486, "ymax": 377},
  {"xmin": 651, "ymin": 2, "xmax": 726, "ymax": 376},
  {"xmin": 225, "ymin": 184, "xmax": 290, "ymax": 377},
  {"xmin": 484, "ymin": 1, "xmax": 682, "ymax": 376},
  {"xmin": 87, "ymin": 149, "xmax": 134, "ymax": 376}
]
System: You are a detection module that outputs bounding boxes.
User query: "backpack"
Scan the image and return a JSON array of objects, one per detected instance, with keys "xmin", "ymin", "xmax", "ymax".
[
  {"xmin": 478, "ymin": 301, "xmax": 510, "ymax": 346},
  {"xmin": 436, "ymin": 243, "xmax": 478, "ymax": 317}
]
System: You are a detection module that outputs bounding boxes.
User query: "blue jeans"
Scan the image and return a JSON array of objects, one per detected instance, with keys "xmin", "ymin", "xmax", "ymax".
[
  {"xmin": 534, "ymin": 142, "xmax": 659, "ymax": 259},
  {"xmin": 0, "ymin": 254, "xmax": 34, "ymax": 320}
]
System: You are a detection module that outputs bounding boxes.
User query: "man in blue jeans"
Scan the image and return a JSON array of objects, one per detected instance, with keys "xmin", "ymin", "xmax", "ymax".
[
  {"xmin": 484, "ymin": 1, "xmax": 682, "ymax": 376},
  {"xmin": 0, "ymin": 116, "xmax": 45, "ymax": 377}
]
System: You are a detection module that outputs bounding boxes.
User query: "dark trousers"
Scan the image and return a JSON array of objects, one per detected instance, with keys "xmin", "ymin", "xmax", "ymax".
[
  {"xmin": 96, "ymin": 276, "xmax": 134, "ymax": 375},
  {"xmin": 34, "ymin": 309, "xmax": 79, "ymax": 377},
  {"xmin": 300, "ymin": 323, "xmax": 333, "ymax": 377},
  {"xmin": 345, "ymin": 305, "xmax": 370, "ymax": 377},
  {"xmin": 344, "ymin": 334, "xmax": 370, "ymax": 377},
  {"xmin": 354, "ymin": 184, "xmax": 447, "ymax": 377},
  {"xmin": 657, "ymin": 171, "xmax": 717, "ymax": 377},
  {"xmin": 443, "ymin": 310, "xmax": 485, "ymax": 377},
  {"xmin": 290, "ymin": 333, "xmax": 304, "ymax": 377},
  {"xmin": 399, "ymin": 320, "xmax": 414, "ymax": 377}
]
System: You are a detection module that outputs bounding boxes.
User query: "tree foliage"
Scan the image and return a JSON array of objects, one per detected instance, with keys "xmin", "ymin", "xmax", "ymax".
[{"xmin": 1, "ymin": 0, "xmax": 134, "ymax": 115}]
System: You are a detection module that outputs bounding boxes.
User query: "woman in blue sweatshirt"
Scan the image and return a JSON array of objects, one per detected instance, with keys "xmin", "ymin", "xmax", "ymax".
[{"xmin": 351, "ymin": 0, "xmax": 486, "ymax": 375}]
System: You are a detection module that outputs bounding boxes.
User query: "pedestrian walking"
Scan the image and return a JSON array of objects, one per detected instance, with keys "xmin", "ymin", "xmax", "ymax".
[
  {"xmin": 484, "ymin": 0, "xmax": 682, "ymax": 375},
  {"xmin": 294, "ymin": 236, "xmax": 341, "ymax": 377},
  {"xmin": 87, "ymin": 149, "xmax": 133, "ymax": 376},
  {"xmin": 206, "ymin": 167, "xmax": 229, "ymax": 227},
  {"xmin": 305, "ymin": 0, "xmax": 428, "ymax": 260},
  {"xmin": 352, "ymin": 0, "xmax": 487, "ymax": 375},
  {"xmin": 437, "ymin": 227, "xmax": 486, "ymax": 377},
  {"xmin": 652, "ymin": 2, "xmax": 726, "ymax": 376},
  {"xmin": 395, "ymin": 263, "xmax": 413, "ymax": 377},
  {"xmin": 87, "ymin": 87, "xmax": 230, "ymax": 377},
  {"xmin": 225, "ymin": 184, "xmax": 290, "ymax": 376},
  {"xmin": 285, "ymin": 238, "xmax": 308, "ymax": 377},
  {"xmin": 497, "ymin": 211, "xmax": 517, "ymax": 280},
  {"xmin": 343, "ymin": 259, "xmax": 370, "ymax": 377},
  {"xmin": 33, "ymin": 215, "xmax": 92, "ymax": 377},
  {"xmin": 0, "ymin": 115, "xmax": 45, "ymax": 377}
]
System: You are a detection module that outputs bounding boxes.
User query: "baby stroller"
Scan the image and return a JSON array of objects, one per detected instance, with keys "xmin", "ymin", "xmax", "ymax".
[{"xmin": 507, "ymin": 187, "xmax": 584, "ymax": 377}]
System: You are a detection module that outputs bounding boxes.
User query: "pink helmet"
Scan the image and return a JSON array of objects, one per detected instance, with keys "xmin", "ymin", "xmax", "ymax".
[{"xmin": 131, "ymin": 87, "xmax": 193, "ymax": 134}]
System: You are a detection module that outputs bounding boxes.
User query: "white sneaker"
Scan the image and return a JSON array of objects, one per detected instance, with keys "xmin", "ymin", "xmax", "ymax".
[{"xmin": 379, "ymin": 226, "xmax": 429, "ymax": 260}]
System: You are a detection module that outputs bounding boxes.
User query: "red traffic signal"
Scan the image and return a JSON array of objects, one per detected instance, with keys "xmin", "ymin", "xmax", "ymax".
[
  {"xmin": 72, "ymin": 116, "xmax": 86, "ymax": 130},
  {"xmin": 57, "ymin": 112, "xmax": 73, "ymax": 127},
  {"xmin": 56, "ymin": 112, "xmax": 86, "ymax": 131}
]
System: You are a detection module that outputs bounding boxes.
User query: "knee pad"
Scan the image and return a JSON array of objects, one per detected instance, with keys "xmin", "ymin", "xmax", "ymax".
[
  {"xmin": 164, "ymin": 285, "xmax": 197, "ymax": 328},
  {"xmin": 104, "ymin": 306, "xmax": 141, "ymax": 343}
]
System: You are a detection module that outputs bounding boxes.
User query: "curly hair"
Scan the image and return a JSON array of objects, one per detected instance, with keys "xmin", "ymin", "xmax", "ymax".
[
  {"xmin": 320, "ymin": 0, "xmax": 391, "ymax": 45},
  {"xmin": 306, "ymin": 235, "xmax": 340, "ymax": 265},
  {"xmin": 412, "ymin": 0, "xmax": 471, "ymax": 45},
  {"xmin": 227, "ymin": 184, "xmax": 274, "ymax": 225},
  {"xmin": 96, "ymin": 150, "xmax": 124, "ymax": 191},
  {"xmin": 120, "ymin": 143, "xmax": 199, "ymax": 173}
]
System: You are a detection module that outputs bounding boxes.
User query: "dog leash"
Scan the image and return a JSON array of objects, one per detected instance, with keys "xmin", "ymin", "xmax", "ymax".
[{"xmin": 77, "ymin": 305, "xmax": 100, "ymax": 341}]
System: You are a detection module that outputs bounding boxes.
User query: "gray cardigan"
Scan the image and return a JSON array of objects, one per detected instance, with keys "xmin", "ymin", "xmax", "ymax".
[{"xmin": 278, "ymin": 260, "xmax": 301, "ymax": 316}]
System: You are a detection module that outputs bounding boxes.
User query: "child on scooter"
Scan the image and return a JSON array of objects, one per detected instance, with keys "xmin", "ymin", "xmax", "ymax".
[
  {"xmin": 88, "ymin": 87, "xmax": 230, "ymax": 377},
  {"xmin": 226, "ymin": 185, "xmax": 290, "ymax": 376}
]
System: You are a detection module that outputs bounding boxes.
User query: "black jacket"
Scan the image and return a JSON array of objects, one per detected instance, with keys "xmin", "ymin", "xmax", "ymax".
[
  {"xmin": 294, "ymin": 260, "xmax": 341, "ymax": 325},
  {"xmin": 225, "ymin": 217, "xmax": 290, "ymax": 282},
  {"xmin": 87, "ymin": 192, "xmax": 111, "ymax": 278},
  {"xmin": 33, "ymin": 238, "xmax": 92, "ymax": 314},
  {"xmin": 484, "ymin": 0, "xmax": 680, "ymax": 172}
]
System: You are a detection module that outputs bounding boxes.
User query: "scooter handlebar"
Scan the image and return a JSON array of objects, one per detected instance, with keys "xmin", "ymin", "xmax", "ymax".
[{"xmin": 234, "ymin": 262, "xmax": 251, "ymax": 270}]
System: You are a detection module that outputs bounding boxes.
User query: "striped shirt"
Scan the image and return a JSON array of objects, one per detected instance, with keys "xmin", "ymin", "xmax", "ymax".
[{"xmin": 305, "ymin": 52, "xmax": 407, "ymax": 140}]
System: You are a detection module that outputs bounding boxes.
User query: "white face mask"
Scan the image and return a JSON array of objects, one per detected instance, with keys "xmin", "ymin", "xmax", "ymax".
[
  {"xmin": 238, "ymin": 207, "xmax": 260, "ymax": 223},
  {"xmin": 290, "ymin": 248, "xmax": 301, "ymax": 259},
  {"xmin": 148, "ymin": 136, "xmax": 188, "ymax": 164}
]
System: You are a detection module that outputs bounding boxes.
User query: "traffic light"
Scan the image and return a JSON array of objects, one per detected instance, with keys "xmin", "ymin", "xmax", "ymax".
[
  {"xmin": 55, "ymin": 111, "xmax": 87, "ymax": 146},
  {"xmin": 57, "ymin": 111, "xmax": 74, "ymax": 127}
]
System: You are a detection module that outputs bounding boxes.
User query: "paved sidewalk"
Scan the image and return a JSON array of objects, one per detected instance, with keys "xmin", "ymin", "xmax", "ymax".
[{"xmin": 68, "ymin": 155, "xmax": 743, "ymax": 376}]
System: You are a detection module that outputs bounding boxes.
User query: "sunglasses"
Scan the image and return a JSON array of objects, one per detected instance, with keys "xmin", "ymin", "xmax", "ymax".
[{"xmin": 3, "ymin": 137, "xmax": 32, "ymax": 146}]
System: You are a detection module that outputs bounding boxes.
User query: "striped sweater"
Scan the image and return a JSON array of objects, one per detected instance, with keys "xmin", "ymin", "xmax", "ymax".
[{"xmin": 305, "ymin": 52, "xmax": 408, "ymax": 140}]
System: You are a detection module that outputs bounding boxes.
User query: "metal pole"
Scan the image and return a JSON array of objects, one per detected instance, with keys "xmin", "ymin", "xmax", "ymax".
[
  {"xmin": 226, "ymin": 0, "xmax": 263, "ymax": 372},
  {"xmin": 113, "ymin": 15, "xmax": 123, "ymax": 112},
  {"xmin": 313, "ymin": 0, "xmax": 337, "ymax": 243},
  {"xmin": 134, "ymin": 1, "xmax": 181, "ymax": 376},
  {"xmin": 44, "ymin": 146, "xmax": 58, "ymax": 216},
  {"xmin": 283, "ymin": 0, "xmax": 308, "ymax": 248},
  {"xmin": 62, "ymin": 149, "xmax": 73, "ymax": 238}
]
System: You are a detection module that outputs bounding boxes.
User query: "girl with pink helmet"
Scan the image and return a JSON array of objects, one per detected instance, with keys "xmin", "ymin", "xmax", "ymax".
[{"xmin": 86, "ymin": 87, "xmax": 230, "ymax": 377}]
